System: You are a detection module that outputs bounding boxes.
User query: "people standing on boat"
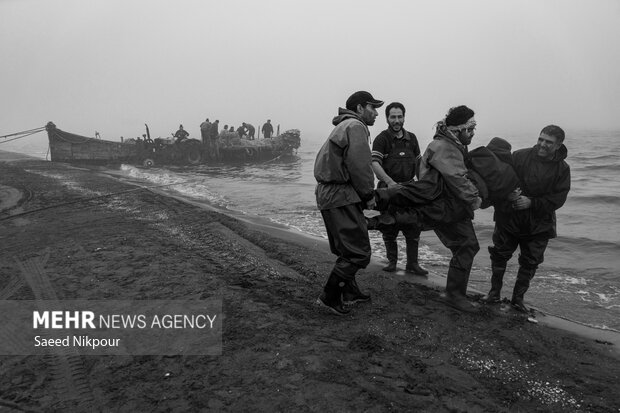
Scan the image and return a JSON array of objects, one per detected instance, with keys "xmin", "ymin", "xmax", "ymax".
[
  {"xmin": 371, "ymin": 102, "xmax": 428, "ymax": 276},
  {"xmin": 418, "ymin": 105, "xmax": 482, "ymax": 313},
  {"xmin": 482, "ymin": 125, "xmax": 570, "ymax": 313},
  {"xmin": 200, "ymin": 118, "xmax": 211, "ymax": 145},
  {"xmin": 174, "ymin": 124, "xmax": 189, "ymax": 144},
  {"xmin": 209, "ymin": 120, "xmax": 220, "ymax": 160},
  {"xmin": 313, "ymin": 90, "xmax": 383, "ymax": 315},
  {"xmin": 262, "ymin": 120, "xmax": 274, "ymax": 139},
  {"xmin": 237, "ymin": 124, "xmax": 247, "ymax": 138},
  {"xmin": 244, "ymin": 123, "xmax": 256, "ymax": 140}
]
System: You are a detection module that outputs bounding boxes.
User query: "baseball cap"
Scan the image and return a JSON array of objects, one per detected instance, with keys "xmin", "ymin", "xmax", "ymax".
[{"xmin": 345, "ymin": 91, "xmax": 384, "ymax": 111}]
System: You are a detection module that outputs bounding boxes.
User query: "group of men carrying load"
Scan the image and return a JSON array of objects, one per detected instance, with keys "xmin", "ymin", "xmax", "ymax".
[{"xmin": 314, "ymin": 91, "xmax": 570, "ymax": 316}]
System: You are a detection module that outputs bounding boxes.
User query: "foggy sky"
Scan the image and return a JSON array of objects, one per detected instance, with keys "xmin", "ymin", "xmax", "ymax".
[{"xmin": 1, "ymin": 0, "xmax": 620, "ymax": 153}]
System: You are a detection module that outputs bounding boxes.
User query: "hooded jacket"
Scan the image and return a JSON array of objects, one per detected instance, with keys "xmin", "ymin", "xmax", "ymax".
[
  {"xmin": 418, "ymin": 124, "xmax": 479, "ymax": 207},
  {"xmin": 467, "ymin": 137, "xmax": 520, "ymax": 207},
  {"xmin": 495, "ymin": 144, "xmax": 570, "ymax": 238},
  {"xmin": 314, "ymin": 108, "xmax": 375, "ymax": 210}
]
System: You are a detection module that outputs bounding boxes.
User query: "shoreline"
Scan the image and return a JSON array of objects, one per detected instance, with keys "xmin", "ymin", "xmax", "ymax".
[
  {"xmin": 2, "ymin": 151, "xmax": 619, "ymax": 352},
  {"xmin": 1, "ymin": 151, "xmax": 620, "ymax": 411},
  {"xmin": 94, "ymin": 163, "xmax": 620, "ymax": 353}
]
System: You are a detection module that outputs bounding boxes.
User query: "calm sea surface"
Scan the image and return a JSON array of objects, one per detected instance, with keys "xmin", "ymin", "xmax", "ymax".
[{"xmin": 110, "ymin": 130, "xmax": 620, "ymax": 331}]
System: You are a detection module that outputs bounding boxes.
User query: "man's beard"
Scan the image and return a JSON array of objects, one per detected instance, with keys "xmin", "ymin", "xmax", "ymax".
[{"xmin": 389, "ymin": 124, "xmax": 402, "ymax": 133}]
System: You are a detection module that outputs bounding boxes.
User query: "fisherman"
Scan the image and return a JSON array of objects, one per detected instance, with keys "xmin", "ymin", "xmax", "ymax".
[
  {"xmin": 209, "ymin": 120, "xmax": 220, "ymax": 160},
  {"xmin": 174, "ymin": 124, "xmax": 189, "ymax": 144},
  {"xmin": 481, "ymin": 125, "xmax": 570, "ymax": 313},
  {"xmin": 314, "ymin": 91, "xmax": 383, "ymax": 315},
  {"xmin": 418, "ymin": 105, "xmax": 482, "ymax": 313},
  {"xmin": 237, "ymin": 124, "xmax": 247, "ymax": 138},
  {"xmin": 371, "ymin": 102, "xmax": 427, "ymax": 276},
  {"xmin": 245, "ymin": 122, "xmax": 256, "ymax": 140},
  {"xmin": 200, "ymin": 118, "xmax": 211, "ymax": 145},
  {"xmin": 262, "ymin": 119, "xmax": 274, "ymax": 139}
]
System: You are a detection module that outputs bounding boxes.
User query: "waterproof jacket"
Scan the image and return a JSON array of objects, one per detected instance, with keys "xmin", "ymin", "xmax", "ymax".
[
  {"xmin": 314, "ymin": 108, "xmax": 375, "ymax": 210},
  {"xmin": 419, "ymin": 125, "xmax": 479, "ymax": 207},
  {"xmin": 495, "ymin": 145, "xmax": 570, "ymax": 238},
  {"xmin": 467, "ymin": 137, "xmax": 520, "ymax": 208}
]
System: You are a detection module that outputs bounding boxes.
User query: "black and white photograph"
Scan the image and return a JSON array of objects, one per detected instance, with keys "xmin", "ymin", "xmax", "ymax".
[{"xmin": 1, "ymin": 0, "xmax": 619, "ymax": 411}]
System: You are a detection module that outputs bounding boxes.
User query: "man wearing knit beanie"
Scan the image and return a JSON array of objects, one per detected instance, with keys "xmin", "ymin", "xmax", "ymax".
[{"xmin": 418, "ymin": 105, "xmax": 482, "ymax": 313}]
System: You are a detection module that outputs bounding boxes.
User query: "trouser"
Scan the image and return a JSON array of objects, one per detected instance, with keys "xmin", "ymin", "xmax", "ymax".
[
  {"xmin": 320, "ymin": 203, "xmax": 371, "ymax": 281},
  {"xmin": 380, "ymin": 224, "xmax": 422, "ymax": 264},
  {"xmin": 488, "ymin": 224, "xmax": 549, "ymax": 300},
  {"xmin": 488, "ymin": 224, "xmax": 549, "ymax": 271},
  {"xmin": 434, "ymin": 218, "xmax": 479, "ymax": 296}
]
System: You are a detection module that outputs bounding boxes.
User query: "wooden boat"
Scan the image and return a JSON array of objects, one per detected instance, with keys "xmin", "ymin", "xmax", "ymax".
[{"xmin": 45, "ymin": 122, "xmax": 301, "ymax": 167}]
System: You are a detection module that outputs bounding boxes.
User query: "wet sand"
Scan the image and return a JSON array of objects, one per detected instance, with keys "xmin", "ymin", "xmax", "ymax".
[{"xmin": 1, "ymin": 150, "xmax": 619, "ymax": 412}]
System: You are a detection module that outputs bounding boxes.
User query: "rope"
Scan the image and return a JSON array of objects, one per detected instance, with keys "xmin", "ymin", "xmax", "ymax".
[
  {"xmin": 0, "ymin": 126, "xmax": 45, "ymax": 139},
  {"xmin": 0, "ymin": 129, "xmax": 45, "ymax": 145}
]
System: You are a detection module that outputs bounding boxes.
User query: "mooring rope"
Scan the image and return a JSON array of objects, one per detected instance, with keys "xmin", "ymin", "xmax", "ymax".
[{"xmin": 0, "ymin": 127, "xmax": 46, "ymax": 144}]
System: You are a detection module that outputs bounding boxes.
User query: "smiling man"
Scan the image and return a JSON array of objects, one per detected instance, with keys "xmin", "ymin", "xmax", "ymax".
[
  {"xmin": 483, "ymin": 125, "xmax": 571, "ymax": 313},
  {"xmin": 371, "ymin": 102, "xmax": 427, "ymax": 276}
]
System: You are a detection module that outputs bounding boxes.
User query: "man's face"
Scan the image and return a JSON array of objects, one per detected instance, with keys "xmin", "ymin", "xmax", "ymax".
[
  {"xmin": 387, "ymin": 108, "xmax": 405, "ymax": 133},
  {"xmin": 457, "ymin": 123, "xmax": 476, "ymax": 146},
  {"xmin": 536, "ymin": 133, "xmax": 561, "ymax": 158},
  {"xmin": 359, "ymin": 103, "xmax": 379, "ymax": 126}
]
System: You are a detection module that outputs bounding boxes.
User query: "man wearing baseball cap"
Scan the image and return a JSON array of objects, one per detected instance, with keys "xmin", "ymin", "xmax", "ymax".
[{"xmin": 313, "ymin": 90, "xmax": 384, "ymax": 315}]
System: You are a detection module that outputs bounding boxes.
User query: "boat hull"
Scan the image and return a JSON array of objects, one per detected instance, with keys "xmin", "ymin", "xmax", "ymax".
[{"xmin": 45, "ymin": 122, "xmax": 300, "ymax": 167}]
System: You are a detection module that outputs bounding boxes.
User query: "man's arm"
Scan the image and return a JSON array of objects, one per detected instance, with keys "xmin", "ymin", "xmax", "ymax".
[
  {"xmin": 514, "ymin": 165, "xmax": 570, "ymax": 212},
  {"xmin": 371, "ymin": 161, "xmax": 399, "ymax": 187},
  {"xmin": 344, "ymin": 122, "xmax": 375, "ymax": 203},
  {"xmin": 428, "ymin": 141, "xmax": 479, "ymax": 205},
  {"xmin": 370, "ymin": 133, "xmax": 399, "ymax": 187}
]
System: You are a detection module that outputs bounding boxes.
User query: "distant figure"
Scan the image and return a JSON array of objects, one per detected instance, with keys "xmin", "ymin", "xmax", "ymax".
[
  {"xmin": 243, "ymin": 122, "xmax": 256, "ymax": 140},
  {"xmin": 229, "ymin": 126, "xmax": 235, "ymax": 132},
  {"xmin": 222, "ymin": 125, "xmax": 229, "ymax": 133},
  {"xmin": 200, "ymin": 118, "xmax": 211, "ymax": 145},
  {"xmin": 237, "ymin": 124, "xmax": 247, "ymax": 138},
  {"xmin": 262, "ymin": 119, "xmax": 274, "ymax": 139},
  {"xmin": 209, "ymin": 120, "xmax": 220, "ymax": 160},
  {"xmin": 174, "ymin": 124, "xmax": 189, "ymax": 143},
  {"xmin": 120, "ymin": 136, "xmax": 124, "ymax": 143}
]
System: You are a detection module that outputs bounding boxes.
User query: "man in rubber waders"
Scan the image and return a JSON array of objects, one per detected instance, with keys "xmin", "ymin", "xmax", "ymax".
[{"xmin": 313, "ymin": 91, "xmax": 383, "ymax": 315}]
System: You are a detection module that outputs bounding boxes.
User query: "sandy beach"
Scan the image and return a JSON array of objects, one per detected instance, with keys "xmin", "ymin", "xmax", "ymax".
[{"xmin": 1, "ymin": 150, "xmax": 619, "ymax": 412}]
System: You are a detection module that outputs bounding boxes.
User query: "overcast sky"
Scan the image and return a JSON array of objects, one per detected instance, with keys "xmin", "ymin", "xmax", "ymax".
[{"xmin": 1, "ymin": 0, "xmax": 619, "ymax": 153}]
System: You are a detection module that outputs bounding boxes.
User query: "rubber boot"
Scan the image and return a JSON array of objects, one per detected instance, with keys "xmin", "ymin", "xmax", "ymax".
[
  {"xmin": 481, "ymin": 264, "xmax": 506, "ymax": 304},
  {"xmin": 342, "ymin": 278, "xmax": 371, "ymax": 305},
  {"xmin": 382, "ymin": 240, "xmax": 398, "ymax": 272},
  {"xmin": 511, "ymin": 267, "xmax": 535, "ymax": 313},
  {"xmin": 405, "ymin": 241, "xmax": 428, "ymax": 276},
  {"xmin": 316, "ymin": 272, "xmax": 350, "ymax": 316},
  {"xmin": 445, "ymin": 267, "xmax": 477, "ymax": 313}
]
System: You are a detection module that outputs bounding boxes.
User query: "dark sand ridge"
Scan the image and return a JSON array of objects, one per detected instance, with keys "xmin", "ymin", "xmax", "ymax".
[{"xmin": 1, "ymin": 149, "xmax": 619, "ymax": 412}]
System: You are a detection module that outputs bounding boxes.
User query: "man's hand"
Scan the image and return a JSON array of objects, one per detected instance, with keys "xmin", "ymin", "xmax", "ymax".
[
  {"xmin": 472, "ymin": 196, "xmax": 482, "ymax": 211},
  {"xmin": 512, "ymin": 195, "xmax": 532, "ymax": 210},
  {"xmin": 366, "ymin": 197, "xmax": 377, "ymax": 210},
  {"xmin": 507, "ymin": 187, "xmax": 521, "ymax": 202},
  {"xmin": 386, "ymin": 181, "xmax": 402, "ymax": 190}
]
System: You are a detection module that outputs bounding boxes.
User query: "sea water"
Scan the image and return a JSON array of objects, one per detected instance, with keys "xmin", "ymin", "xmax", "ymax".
[{"xmin": 115, "ymin": 130, "xmax": 620, "ymax": 332}]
